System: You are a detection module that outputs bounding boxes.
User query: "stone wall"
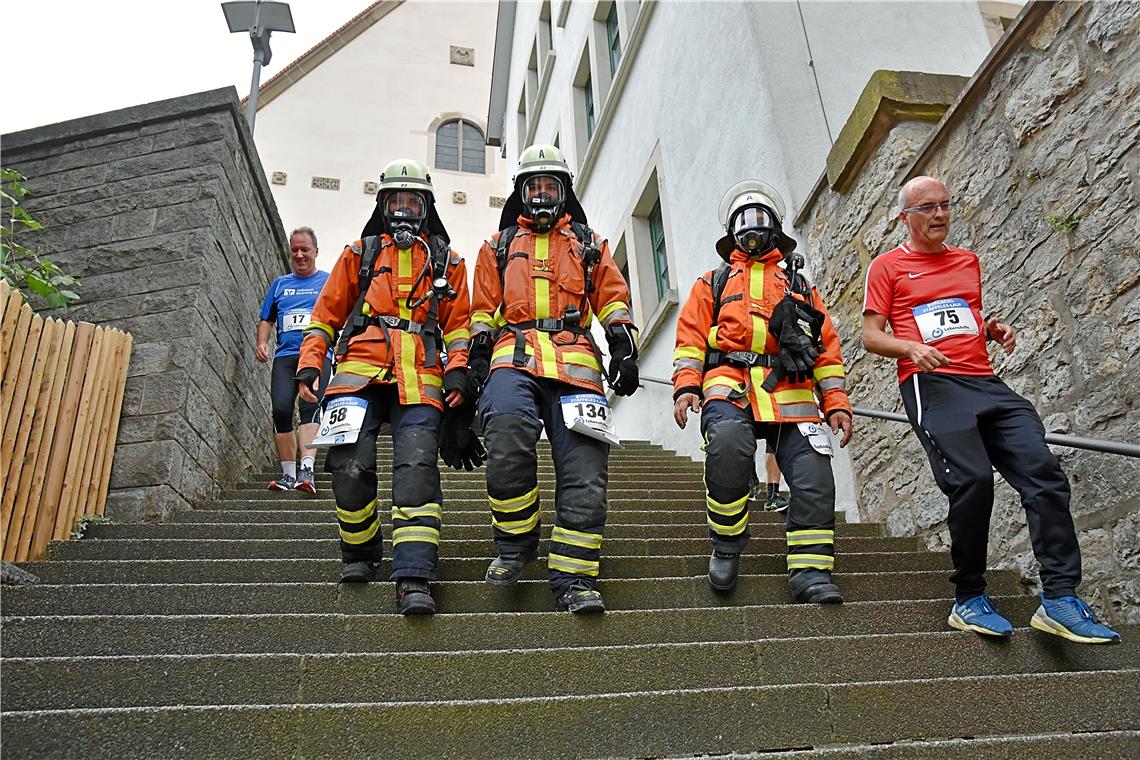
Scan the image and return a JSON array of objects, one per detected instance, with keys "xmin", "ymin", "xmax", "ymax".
[
  {"xmin": 796, "ymin": 1, "xmax": 1140, "ymax": 623},
  {"xmin": 3, "ymin": 88, "xmax": 289, "ymax": 522}
]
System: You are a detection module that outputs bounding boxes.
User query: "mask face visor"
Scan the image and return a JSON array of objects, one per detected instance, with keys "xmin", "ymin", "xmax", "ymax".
[
  {"xmin": 383, "ymin": 191, "xmax": 427, "ymax": 225},
  {"xmin": 731, "ymin": 206, "xmax": 777, "ymax": 234},
  {"xmin": 522, "ymin": 175, "xmax": 564, "ymax": 207}
]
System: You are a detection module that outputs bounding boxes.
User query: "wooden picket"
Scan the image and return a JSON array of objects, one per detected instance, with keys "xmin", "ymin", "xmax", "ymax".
[{"xmin": 0, "ymin": 281, "xmax": 134, "ymax": 562}]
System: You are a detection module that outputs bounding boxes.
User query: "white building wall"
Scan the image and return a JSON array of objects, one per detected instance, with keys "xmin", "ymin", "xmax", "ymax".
[
  {"xmin": 255, "ymin": 0, "xmax": 509, "ymax": 272},
  {"xmin": 495, "ymin": 0, "xmax": 996, "ymax": 514}
]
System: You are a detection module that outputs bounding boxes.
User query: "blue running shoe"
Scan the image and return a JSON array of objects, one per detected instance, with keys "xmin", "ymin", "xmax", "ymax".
[
  {"xmin": 948, "ymin": 594, "xmax": 1013, "ymax": 637},
  {"xmin": 1031, "ymin": 594, "xmax": 1121, "ymax": 644}
]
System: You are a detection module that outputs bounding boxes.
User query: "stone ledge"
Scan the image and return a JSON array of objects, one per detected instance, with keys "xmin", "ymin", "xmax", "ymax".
[{"xmin": 825, "ymin": 70, "xmax": 968, "ymax": 194}]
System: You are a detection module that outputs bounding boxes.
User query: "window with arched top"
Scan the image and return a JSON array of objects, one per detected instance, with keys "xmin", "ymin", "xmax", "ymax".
[{"xmin": 435, "ymin": 119, "xmax": 486, "ymax": 174}]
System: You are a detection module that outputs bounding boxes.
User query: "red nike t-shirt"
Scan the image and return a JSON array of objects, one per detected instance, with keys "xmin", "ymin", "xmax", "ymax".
[{"xmin": 863, "ymin": 243, "xmax": 994, "ymax": 383}]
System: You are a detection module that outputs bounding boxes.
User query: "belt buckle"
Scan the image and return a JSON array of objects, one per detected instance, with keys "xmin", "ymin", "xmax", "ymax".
[
  {"xmin": 536, "ymin": 318, "xmax": 562, "ymax": 332},
  {"xmin": 379, "ymin": 315, "xmax": 399, "ymax": 327}
]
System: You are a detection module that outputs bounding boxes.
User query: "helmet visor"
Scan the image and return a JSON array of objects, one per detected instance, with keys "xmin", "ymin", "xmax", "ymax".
[
  {"xmin": 732, "ymin": 206, "xmax": 778, "ymax": 233},
  {"xmin": 383, "ymin": 190, "xmax": 427, "ymax": 221},
  {"xmin": 522, "ymin": 175, "xmax": 564, "ymax": 206}
]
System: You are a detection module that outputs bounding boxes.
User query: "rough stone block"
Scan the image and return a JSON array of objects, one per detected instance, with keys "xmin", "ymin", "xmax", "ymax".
[
  {"xmin": 109, "ymin": 440, "xmax": 187, "ymax": 489},
  {"xmin": 103, "ymin": 484, "xmax": 190, "ymax": 523}
]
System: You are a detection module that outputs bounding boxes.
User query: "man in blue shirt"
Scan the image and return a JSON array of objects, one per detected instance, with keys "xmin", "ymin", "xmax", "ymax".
[{"xmin": 257, "ymin": 227, "xmax": 332, "ymax": 493}]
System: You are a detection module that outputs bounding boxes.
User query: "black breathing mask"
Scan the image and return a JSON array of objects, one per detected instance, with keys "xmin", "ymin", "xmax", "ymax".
[
  {"xmin": 732, "ymin": 205, "xmax": 782, "ymax": 255},
  {"xmin": 521, "ymin": 174, "xmax": 565, "ymax": 233},
  {"xmin": 381, "ymin": 190, "xmax": 428, "ymax": 250}
]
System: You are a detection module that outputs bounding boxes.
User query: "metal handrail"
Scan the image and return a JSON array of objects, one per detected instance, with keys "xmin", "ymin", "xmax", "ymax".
[{"xmin": 637, "ymin": 376, "xmax": 1139, "ymax": 458}]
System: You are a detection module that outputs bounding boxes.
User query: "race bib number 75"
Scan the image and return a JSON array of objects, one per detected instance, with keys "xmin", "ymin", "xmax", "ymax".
[{"xmin": 912, "ymin": 298, "xmax": 978, "ymax": 344}]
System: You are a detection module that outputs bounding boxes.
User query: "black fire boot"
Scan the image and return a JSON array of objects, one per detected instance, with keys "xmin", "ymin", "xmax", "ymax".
[
  {"xmin": 708, "ymin": 551, "xmax": 741, "ymax": 592},
  {"xmin": 396, "ymin": 578, "xmax": 436, "ymax": 616},
  {"xmin": 339, "ymin": 560, "xmax": 379, "ymax": 584},
  {"xmin": 484, "ymin": 551, "xmax": 537, "ymax": 587},
  {"xmin": 788, "ymin": 569, "xmax": 844, "ymax": 604},
  {"xmin": 554, "ymin": 581, "xmax": 605, "ymax": 614}
]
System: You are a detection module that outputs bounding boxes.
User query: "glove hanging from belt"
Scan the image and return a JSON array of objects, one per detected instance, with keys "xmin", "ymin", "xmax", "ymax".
[
  {"xmin": 466, "ymin": 331, "xmax": 493, "ymax": 402},
  {"xmin": 439, "ymin": 400, "xmax": 486, "ymax": 471},
  {"xmin": 605, "ymin": 323, "xmax": 639, "ymax": 396},
  {"xmin": 765, "ymin": 295, "xmax": 824, "ymax": 389}
]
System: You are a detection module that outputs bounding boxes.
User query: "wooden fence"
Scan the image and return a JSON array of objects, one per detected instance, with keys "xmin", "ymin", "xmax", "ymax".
[{"xmin": 0, "ymin": 280, "xmax": 133, "ymax": 562}]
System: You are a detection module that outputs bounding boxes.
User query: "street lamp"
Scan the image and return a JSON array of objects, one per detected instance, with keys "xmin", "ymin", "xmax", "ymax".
[{"xmin": 222, "ymin": 0, "xmax": 295, "ymax": 132}]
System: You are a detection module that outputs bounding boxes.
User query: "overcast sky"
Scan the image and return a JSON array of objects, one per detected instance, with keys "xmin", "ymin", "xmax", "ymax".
[{"xmin": 2, "ymin": 0, "xmax": 382, "ymax": 134}]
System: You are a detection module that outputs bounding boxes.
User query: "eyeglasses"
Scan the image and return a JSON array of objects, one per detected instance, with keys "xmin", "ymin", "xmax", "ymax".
[{"xmin": 902, "ymin": 201, "xmax": 952, "ymax": 215}]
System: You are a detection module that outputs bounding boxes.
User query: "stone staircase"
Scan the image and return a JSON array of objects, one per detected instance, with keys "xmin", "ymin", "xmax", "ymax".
[{"xmin": 2, "ymin": 441, "xmax": 1137, "ymax": 758}]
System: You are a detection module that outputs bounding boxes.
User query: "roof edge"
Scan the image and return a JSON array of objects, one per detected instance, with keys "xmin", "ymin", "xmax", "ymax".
[{"xmin": 486, "ymin": 0, "xmax": 518, "ymax": 148}]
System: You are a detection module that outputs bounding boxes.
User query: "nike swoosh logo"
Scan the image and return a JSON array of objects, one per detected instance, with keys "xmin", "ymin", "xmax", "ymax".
[{"xmin": 908, "ymin": 272, "xmax": 928, "ymax": 279}]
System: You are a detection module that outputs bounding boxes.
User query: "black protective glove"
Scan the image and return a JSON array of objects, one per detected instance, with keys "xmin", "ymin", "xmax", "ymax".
[
  {"xmin": 466, "ymin": 332, "xmax": 493, "ymax": 401},
  {"xmin": 768, "ymin": 295, "xmax": 825, "ymax": 384},
  {"xmin": 439, "ymin": 401, "xmax": 487, "ymax": 471},
  {"xmin": 443, "ymin": 368, "xmax": 467, "ymax": 397},
  {"xmin": 295, "ymin": 366, "xmax": 320, "ymax": 395},
  {"xmin": 605, "ymin": 323, "xmax": 639, "ymax": 396}
]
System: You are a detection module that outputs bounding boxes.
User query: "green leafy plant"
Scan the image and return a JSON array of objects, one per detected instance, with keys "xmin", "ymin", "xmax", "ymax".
[
  {"xmin": 70, "ymin": 513, "xmax": 112, "ymax": 540},
  {"xmin": 1045, "ymin": 211, "xmax": 1081, "ymax": 233},
  {"xmin": 1, "ymin": 168, "xmax": 80, "ymax": 307}
]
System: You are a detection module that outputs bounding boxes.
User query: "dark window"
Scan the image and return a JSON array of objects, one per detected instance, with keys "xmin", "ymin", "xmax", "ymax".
[
  {"xmin": 435, "ymin": 119, "xmax": 486, "ymax": 174},
  {"xmin": 619, "ymin": 260, "xmax": 633, "ymax": 316},
  {"xmin": 606, "ymin": 5, "xmax": 621, "ymax": 75},
  {"xmin": 584, "ymin": 74, "xmax": 595, "ymax": 140},
  {"xmin": 649, "ymin": 200, "xmax": 668, "ymax": 299}
]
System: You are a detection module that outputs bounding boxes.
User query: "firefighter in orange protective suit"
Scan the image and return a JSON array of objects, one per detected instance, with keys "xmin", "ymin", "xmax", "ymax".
[
  {"xmin": 672, "ymin": 180, "xmax": 854, "ymax": 604},
  {"xmin": 466, "ymin": 144, "xmax": 639, "ymax": 614},
  {"xmin": 295, "ymin": 159, "xmax": 477, "ymax": 616}
]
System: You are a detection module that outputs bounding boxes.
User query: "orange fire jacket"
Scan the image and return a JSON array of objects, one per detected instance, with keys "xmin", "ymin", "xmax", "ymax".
[
  {"xmin": 298, "ymin": 233, "xmax": 471, "ymax": 411},
  {"xmin": 673, "ymin": 248, "xmax": 851, "ymax": 423},
  {"xmin": 470, "ymin": 214, "xmax": 633, "ymax": 394}
]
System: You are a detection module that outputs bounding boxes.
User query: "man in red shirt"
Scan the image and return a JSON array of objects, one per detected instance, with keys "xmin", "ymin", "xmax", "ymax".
[{"xmin": 862, "ymin": 175, "xmax": 1119, "ymax": 645}]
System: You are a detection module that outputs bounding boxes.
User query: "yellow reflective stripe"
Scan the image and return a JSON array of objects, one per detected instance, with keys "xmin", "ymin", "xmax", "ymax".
[
  {"xmin": 598, "ymin": 301, "xmax": 629, "ymax": 323},
  {"xmin": 536, "ymin": 331, "xmax": 559, "ymax": 377},
  {"xmin": 547, "ymin": 553, "xmax": 600, "ymax": 576},
  {"xmin": 340, "ymin": 519, "xmax": 380, "ymax": 544},
  {"xmin": 398, "ymin": 247, "xmax": 413, "ymax": 298},
  {"xmin": 471, "ymin": 312, "xmax": 497, "ymax": 326},
  {"xmin": 444, "ymin": 327, "xmax": 471, "ymax": 343},
  {"xmin": 814, "ymin": 364, "xmax": 845, "ymax": 380},
  {"xmin": 707, "ymin": 325, "xmax": 721, "ymax": 350},
  {"xmin": 707, "ymin": 512, "xmax": 749, "ymax": 536},
  {"xmin": 706, "ymin": 492, "xmax": 748, "ymax": 516},
  {"xmin": 674, "ymin": 346, "xmax": 706, "ymax": 362},
  {"xmin": 751, "ymin": 366, "xmax": 776, "ymax": 421},
  {"xmin": 489, "ymin": 484, "xmax": 539, "ymax": 513},
  {"xmin": 787, "ymin": 530, "xmax": 836, "ymax": 546},
  {"xmin": 563, "ymin": 351, "xmax": 600, "ymax": 370},
  {"xmin": 551, "ymin": 526, "xmax": 603, "ymax": 550},
  {"xmin": 337, "ymin": 499, "xmax": 378, "ymax": 524},
  {"xmin": 534, "ymin": 234, "xmax": 551, "ymax": 319},
  {"xmin": 392, "ymin": 503, "xmax": 443, "ymax": 522},
  {"xmin": 749, "ymin": 262, "xmax": 768, "ymax": 353},
  {"xmin": 493, "ymin": 510, "xmax": 542, "ymax": 534},
  {"xmin": 422, "ymin": 373, "xmax": 443, "ymax": 387},
  {"xmin": 362, "ymin": 301, "xmax": 374, "ymax": 316},
  {"xmin": 702, "ymin": 376, "xmax": 745, "ymax": 395},
  {"xmin": 396, "ymin": 248, "xmax": 421, "ymax": 403},
  {"xmin": 774, "ymin": 389, "xmax": 816, "ymax": 404},
  {"xmin": 336, "ymin": 361, "xmax": 390, "ymax": 379},
  {"xmin": 787, "ymin": 553, "xmax": 835, "ymax": 569},
  {"xmin": 307, "ymin": 321, "xmax": 335, "ymax": 341},
  {"xmin": 392, "ymin": 526, "xmax": 441, "ymax": 545},
  {"xmin": 493, "ymin": 343, "xmax": 534, "ymax": 361}
]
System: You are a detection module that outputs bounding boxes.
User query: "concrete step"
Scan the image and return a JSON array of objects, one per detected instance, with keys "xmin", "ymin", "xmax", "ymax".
[
  {"xmin": 0, "ymin": 571, "xmax": 1023, "ymax": 616},
  {"xmin": 171, "ymin": 507, "xmax": 826, "ymax": 525},
  {"xmin": 6, "ymin": 627, "xmax": 1137, "ymax": 711},
  {"xmin": 22, "ymin": 551, "xmax": 950, "ymax": 584},
  {"xmin": 221, "ymin": 487, "xmax": 709, "ymax": 501},
  {"xmin": 242, "ymin": 474, "xmax": 709, "ymax": 490},
  {"xmin": 44, "ymin": 535, "xmax": 919, "ymax": 560},
  {"xmin": 81, "ymin": 521, "xmax": 883, "ymax": 540},
  {"xmin": 0, "ymin": 596, "xmax": 1045, "ymax": 657},
  {"xmin": 1, "ymin": 670, "xmax": 1135, "ymax": 759},
  {"xmin": 713, "ymin": 731, "xmax": 1140, "ymax": 759},
  {"xmin": 193, "ymin": 496, "xmax": 787, "ymax": 514}
]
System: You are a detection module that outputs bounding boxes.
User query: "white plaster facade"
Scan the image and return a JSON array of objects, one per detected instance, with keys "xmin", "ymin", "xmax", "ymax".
[
  {"xmin": 488, "ymin": 0, "xmax": 1002, "ymax": 514},
  {"xmin": 253, "ymin": 0, "xmax": 509, "ymax": 272}
]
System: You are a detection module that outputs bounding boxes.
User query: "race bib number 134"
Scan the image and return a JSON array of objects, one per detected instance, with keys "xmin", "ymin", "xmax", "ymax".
[{"xmin": 561, "ymin": 393, "xmax": 620, "ymax": 446}]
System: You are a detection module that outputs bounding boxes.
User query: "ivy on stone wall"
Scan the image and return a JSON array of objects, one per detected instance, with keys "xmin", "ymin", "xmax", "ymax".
[{"xmin": 0, "ymin": 168, "xmax": 80, "ymax": 307}]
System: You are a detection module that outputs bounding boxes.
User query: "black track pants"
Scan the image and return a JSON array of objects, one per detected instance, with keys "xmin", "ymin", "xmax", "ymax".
[{"xmin": 900, "ymin": 373, "xmax": 1080, "ymax": 601}]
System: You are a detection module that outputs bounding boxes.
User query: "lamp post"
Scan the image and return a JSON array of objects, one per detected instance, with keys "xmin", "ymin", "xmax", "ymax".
[{"xmin": 222, "ymin": 0, "xmax": 295, "ymax": 132}]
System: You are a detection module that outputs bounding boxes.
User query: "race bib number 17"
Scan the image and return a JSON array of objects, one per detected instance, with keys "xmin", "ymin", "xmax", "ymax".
[
  {"xmin": 912, "ymin": 298, "xmax": 978, "ymax": 344},
  {"xmin": 283, "ymin": 309, "xmax": 311, "ymax": 333}
]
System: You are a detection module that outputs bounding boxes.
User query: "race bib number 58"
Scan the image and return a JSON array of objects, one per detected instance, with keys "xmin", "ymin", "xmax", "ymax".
[
  {"xmin": 912, "ymin": 298, "xmax": 978, "ymax": 343},
  {"xmin": 312, "ymin": 397, "xmax": 368, "ymax": 447}
]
